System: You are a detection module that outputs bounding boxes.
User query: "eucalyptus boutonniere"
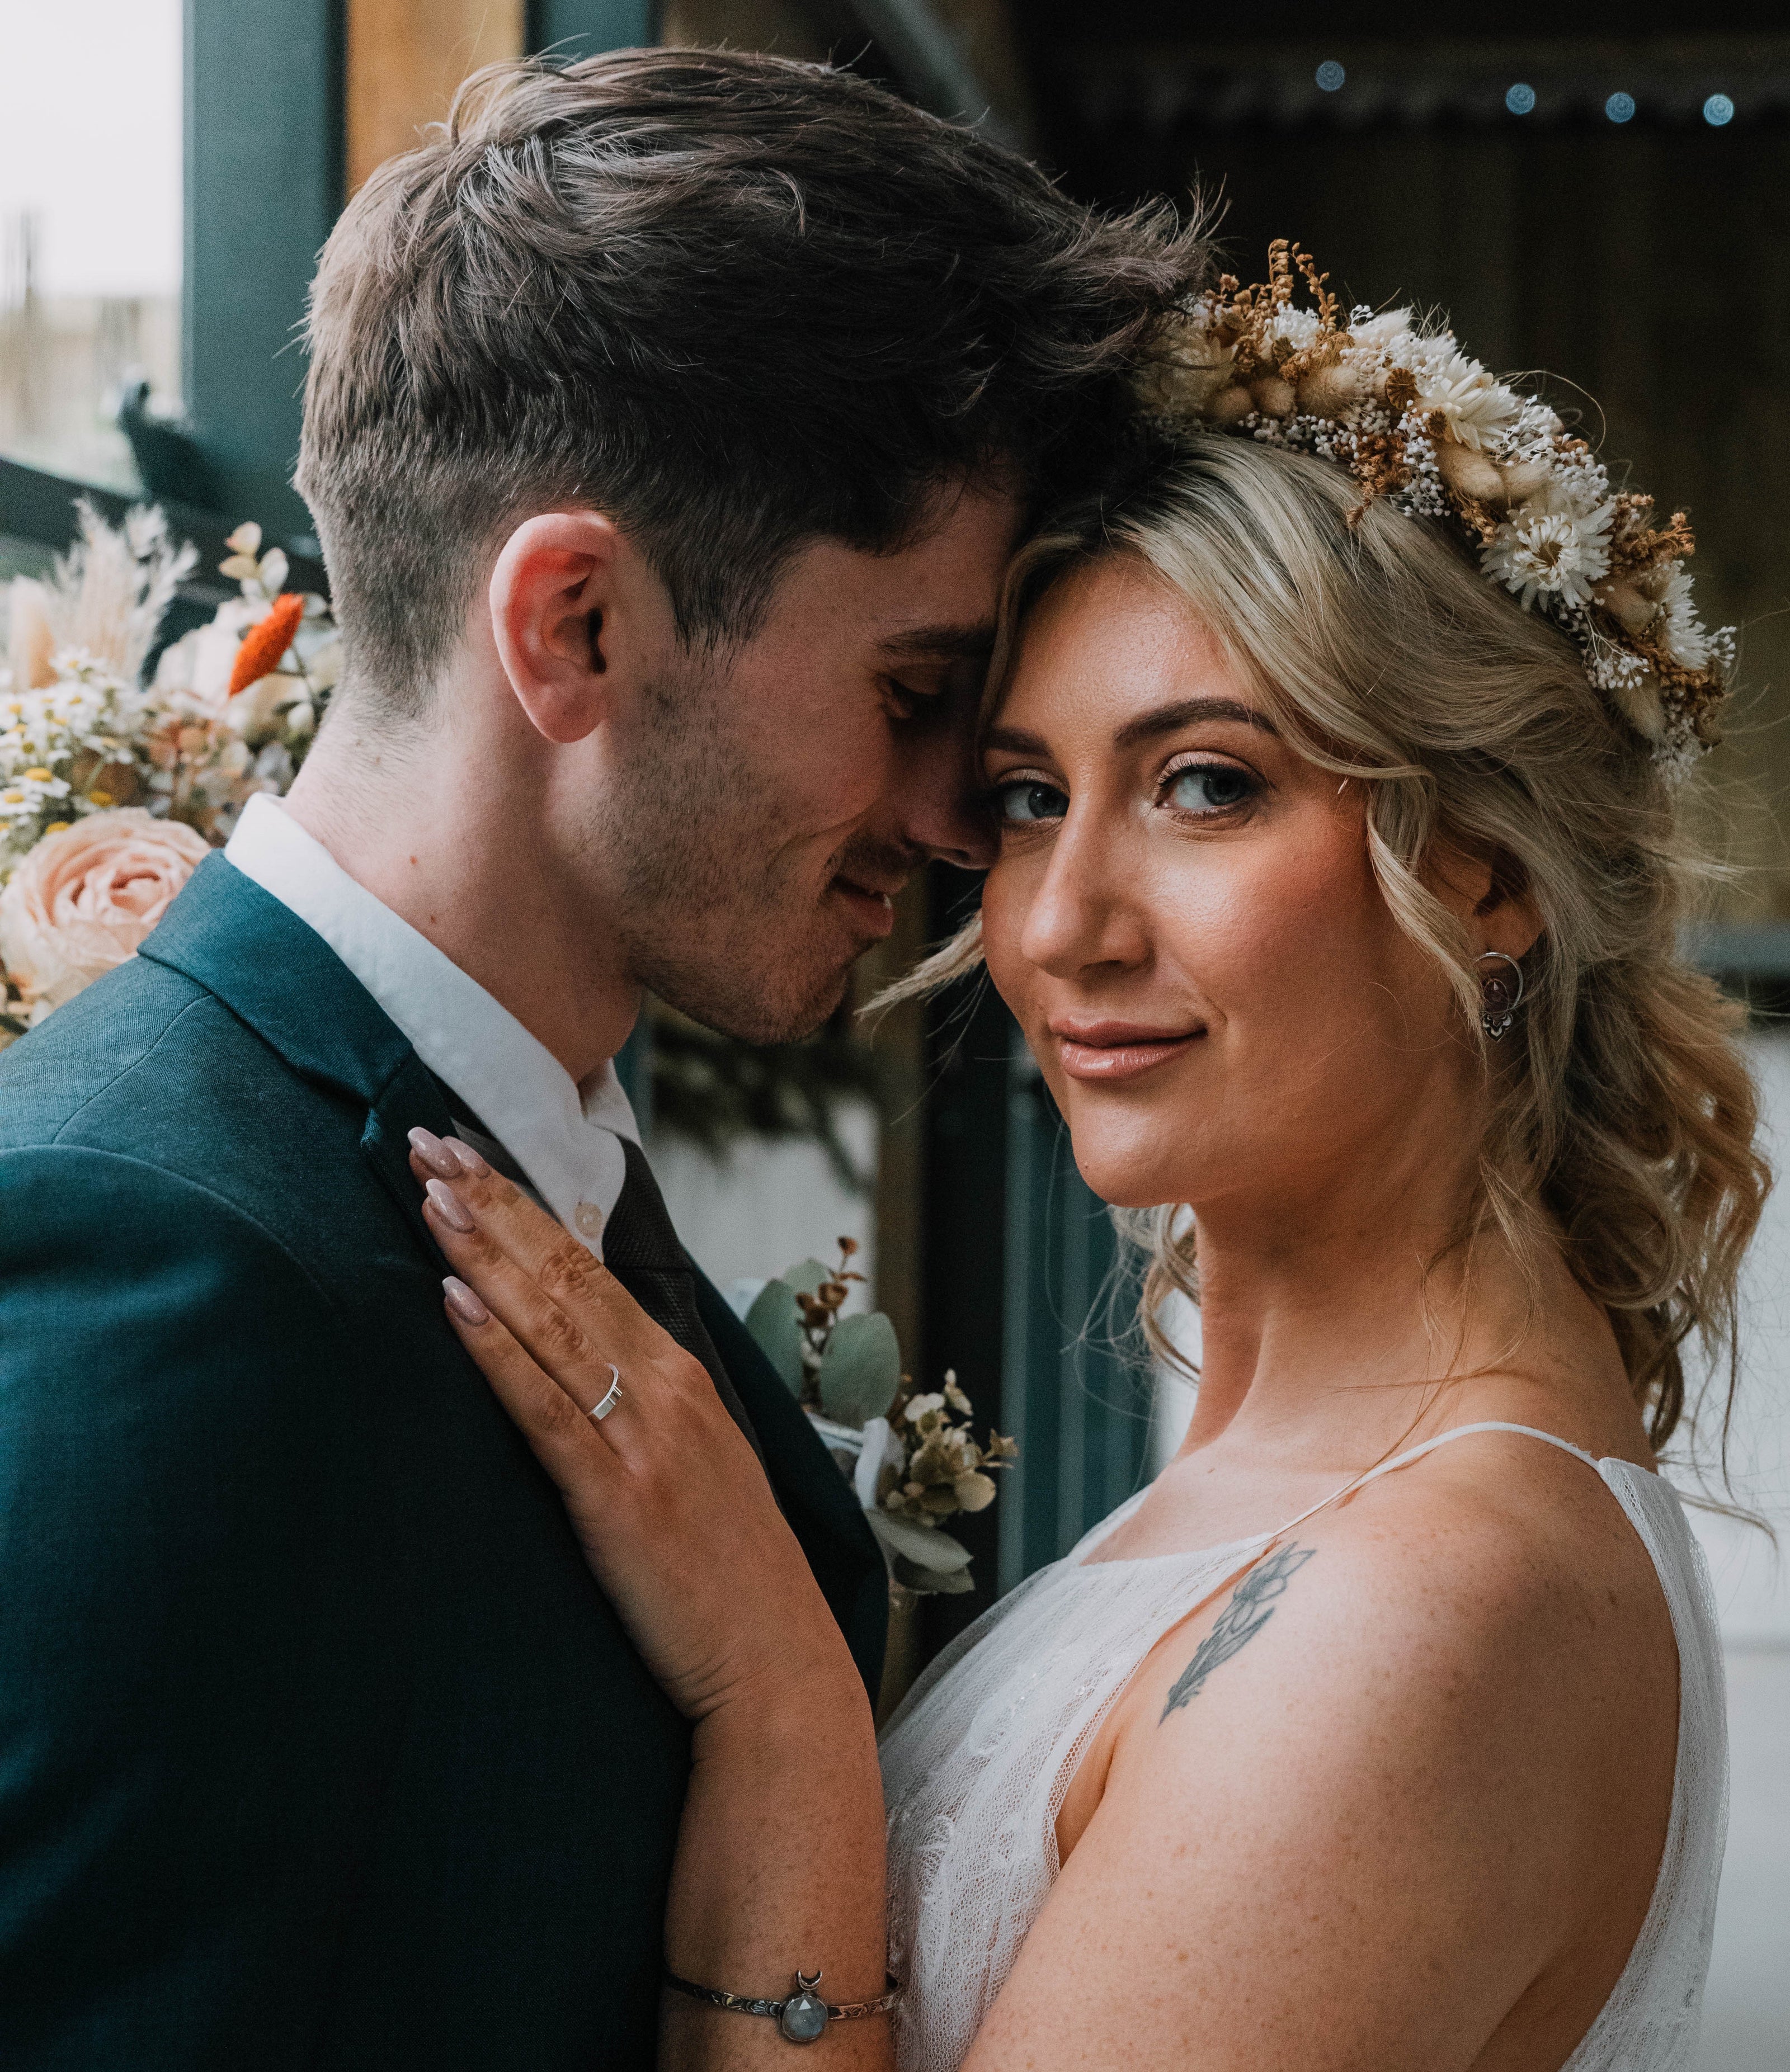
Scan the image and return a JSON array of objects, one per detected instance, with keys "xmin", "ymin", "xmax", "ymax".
[{"xmin": 739, "ymin": 1238, "xmax": 1015, "ymax": 1595}]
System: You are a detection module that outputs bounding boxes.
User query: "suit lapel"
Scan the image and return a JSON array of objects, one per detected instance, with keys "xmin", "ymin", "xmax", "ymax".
[
  {"xmin": 361, "ymin": 1060, "xmax": 459, "ymax": 1257},
  {"xmin": 139, "ymin": 854, "xmax": 458, "ymax": 1247}
]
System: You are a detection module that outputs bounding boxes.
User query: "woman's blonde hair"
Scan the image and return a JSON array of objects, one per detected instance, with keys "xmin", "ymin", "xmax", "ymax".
[{"xmin": 893, "ymin": 431, "xmax": 1769, "ymax": 1452}]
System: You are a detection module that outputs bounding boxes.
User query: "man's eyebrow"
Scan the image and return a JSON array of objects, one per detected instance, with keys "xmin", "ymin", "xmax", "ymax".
[
  {"xmin": 876, "ymin": 621, "xmax": 997, "ymax": 662},
  {"xmin": 1111, "ymin": 697, "xmax": 1276, "ymax": 750}
]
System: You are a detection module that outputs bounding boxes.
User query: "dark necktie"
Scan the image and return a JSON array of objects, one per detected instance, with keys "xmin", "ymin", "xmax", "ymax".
[
  {"xmin": 439, "ymin": 1090, "xmax": 765, "ymax": 1465},
  {"xmin": 441, "ymin": 1094, "xmax": 762, "ymax": 1467},
  {"xmin": 599, "ymin": 1138, "xmax": 765, "ymax": 1464}
]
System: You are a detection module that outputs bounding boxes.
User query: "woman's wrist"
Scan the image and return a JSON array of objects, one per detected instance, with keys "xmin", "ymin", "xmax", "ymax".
[
  {"xmin": 693, "ymin": 1652, "xmax": 875, "ymax": 1762},
  {"xmin": 686, "ymin": 1609, "xmax": 870, "ymax": 1733}
]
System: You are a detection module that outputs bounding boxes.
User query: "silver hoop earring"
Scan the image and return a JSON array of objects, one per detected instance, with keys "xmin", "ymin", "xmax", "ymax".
[{"xmin": 1475, "ymin": 951, "xmax": 1525, "ymax": 1040}]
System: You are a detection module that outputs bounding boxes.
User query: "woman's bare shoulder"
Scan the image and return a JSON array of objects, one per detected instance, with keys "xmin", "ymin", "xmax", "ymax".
[
  {"xmin": 1127, "ymin": 1431, "xmax": 1675, "ymax": 1757},
  {"xmin": 997, "ymin": 1435, "xmax": 1680, "ymax": 2072},
  {"xmin": 1058, "ymin": 1427, "xmax": 1680, "ymax": 1913}
]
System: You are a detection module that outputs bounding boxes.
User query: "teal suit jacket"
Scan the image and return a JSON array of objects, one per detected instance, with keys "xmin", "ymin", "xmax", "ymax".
[{"xmin": 0, "ymin": 854, "xmax": 885, "ymax": 2068}]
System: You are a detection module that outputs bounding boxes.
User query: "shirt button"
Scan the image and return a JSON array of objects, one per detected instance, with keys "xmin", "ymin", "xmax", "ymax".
[{"xmin": 574, "ymin": 1200, "xmax": 604, "ymax": 1239}]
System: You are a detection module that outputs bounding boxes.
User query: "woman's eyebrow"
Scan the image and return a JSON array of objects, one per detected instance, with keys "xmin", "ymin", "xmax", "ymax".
[
  {"xmin": 984, "ymin": 699, "xmax": 1275, "ymax": 762},
  {"xmin": 982, "ymin": 723, "xmax": 1051, "ymax": 758},
  {"xmin": 1112, "ymin": 696, "xmax": 1275, "ymax": 749}
]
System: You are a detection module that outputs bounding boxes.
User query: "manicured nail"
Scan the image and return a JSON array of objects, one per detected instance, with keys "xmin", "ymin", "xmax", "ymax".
[
  {"xmin": 425, "ymin": 1178, "xmax": 475, "ymax": 1233},
  {"xmin": 443, "ymin": 1135, "xmax": 490, "ymax": 1177},
  {"xmin": 442, "ymin": 1276, "xmax": 489, "ymax": 1326},
  {"xmin": 408, "ymin": 1126, "xmax": 459, "ymax": 1178}
]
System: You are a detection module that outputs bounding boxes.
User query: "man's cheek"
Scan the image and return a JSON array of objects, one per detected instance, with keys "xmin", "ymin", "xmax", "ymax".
[{"xmin": 802, "ymin": 734, "xmax": 892, "ymax": 832}]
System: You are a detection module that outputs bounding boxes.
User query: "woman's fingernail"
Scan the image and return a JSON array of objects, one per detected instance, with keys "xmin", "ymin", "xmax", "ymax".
[
  {"xmin": 425, "ymin": 1178, "xmax": 475, "ymax": 1234},
  {"xmin": 442, "ymin": 1276, "xmax": 489, "ymax": 1326},
  {"xmin": 443, "ymin": 1135, "xmax": 491, "ymax": 1177},
  {"xmin": 408, "ymin": 1125, "xmax": 459, "ymax": 1178}
]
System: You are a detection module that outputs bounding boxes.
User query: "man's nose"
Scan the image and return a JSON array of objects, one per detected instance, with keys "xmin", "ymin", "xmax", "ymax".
[{"xmin": 891, "ymin": 708, "xmax": 998, "ymax": 870}]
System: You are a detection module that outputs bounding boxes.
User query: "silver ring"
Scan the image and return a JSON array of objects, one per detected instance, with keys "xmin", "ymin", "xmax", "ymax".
[{"xmin": 588, "ymin": 1364, "xmax": 623, "ymax": 1422}]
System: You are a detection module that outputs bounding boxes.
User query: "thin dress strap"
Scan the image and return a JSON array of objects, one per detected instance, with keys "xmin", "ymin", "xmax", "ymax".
[{"xmin": 1261, "ymin": 1419, "xmax": 1603, "ymax": 1544}]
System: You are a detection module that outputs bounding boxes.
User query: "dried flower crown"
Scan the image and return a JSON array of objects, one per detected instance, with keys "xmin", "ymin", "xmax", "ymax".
[{"xmin": 1138, "ymin": 242, "xmax": 1734, "ymax": 777}]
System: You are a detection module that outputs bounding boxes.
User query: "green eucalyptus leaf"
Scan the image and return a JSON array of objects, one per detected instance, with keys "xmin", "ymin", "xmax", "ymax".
[
  {"xmin": 781, "ymin": 1259, "xmax": 833, "ymax": 1299},
  {"xmin": 868, "ymin": 1509, "xmax": 972, "ymax": 1572},
  {"xmin": 743, "ymin": 1278, "xmax": 804, "ymax": 1393},
  {"xmin": 817, "ymin": 1310, "xmax": 901, "ymax": 1427}
]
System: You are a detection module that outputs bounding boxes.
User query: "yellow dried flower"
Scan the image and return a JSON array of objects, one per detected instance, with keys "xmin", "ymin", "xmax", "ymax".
[{"xmin": 954, "ymin": 1471, "xmax": 997, "ymax": 1513}]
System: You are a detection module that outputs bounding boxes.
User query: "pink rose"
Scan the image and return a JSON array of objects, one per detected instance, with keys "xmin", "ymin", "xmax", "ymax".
[{"xmin": 0, "ymin": 808, "xmax": 211, "ymax": 1011}]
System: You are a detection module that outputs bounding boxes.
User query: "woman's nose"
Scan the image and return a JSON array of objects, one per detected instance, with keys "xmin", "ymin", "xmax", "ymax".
[{"xmin": 1018, "ymin": 808, "xmax": 1150, "ymax": 981}]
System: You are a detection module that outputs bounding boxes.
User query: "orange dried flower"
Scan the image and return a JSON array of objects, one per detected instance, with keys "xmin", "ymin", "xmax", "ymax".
[{"xmin": 228, "ymin": 593, "xmax": 305, "ymax": 698}]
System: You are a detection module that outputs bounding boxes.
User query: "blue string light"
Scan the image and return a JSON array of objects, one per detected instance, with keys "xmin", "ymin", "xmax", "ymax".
[
  {"xmin": 1505, "ymin": 83, "xmax": 1536, "ymax": 116},
  {"xmin": 1703, "ymin": 93, "xmax": 1735, "ymax": 127},
  {"xmin": 1315, "ymin": 60, "xmax": 1346, "ymax": 93},
  {"xmin": 1605, "ymin": 91, "xmax": 1636, "ymax": 124}
]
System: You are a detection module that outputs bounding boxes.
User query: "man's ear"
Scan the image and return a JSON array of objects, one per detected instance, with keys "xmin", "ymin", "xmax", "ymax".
[{"xmin": 488, "ymin": 512, "xmax": 670, "ymax": 745}]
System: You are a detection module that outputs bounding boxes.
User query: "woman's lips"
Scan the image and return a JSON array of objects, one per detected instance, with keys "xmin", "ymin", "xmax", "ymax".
[{"xmin": 1052, "ymin": 1022, "xmax": 1204, "ymax": 1082}]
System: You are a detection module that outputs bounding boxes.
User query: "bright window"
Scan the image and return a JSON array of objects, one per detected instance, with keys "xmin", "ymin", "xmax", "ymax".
[{"xmin": 0, "ymin": 0, "xmax": 183, "ymax": 491}]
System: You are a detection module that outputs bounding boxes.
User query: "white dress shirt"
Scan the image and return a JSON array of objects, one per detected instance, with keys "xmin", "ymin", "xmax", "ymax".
[{"xmin": 223, "ymin": 792, "xmax": 638, "ymax": 1258}]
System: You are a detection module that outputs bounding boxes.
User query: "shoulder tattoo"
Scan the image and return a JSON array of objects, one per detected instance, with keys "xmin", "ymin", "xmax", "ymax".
[{"xmin": 1159, "ymin": 1541, "xmax": 1318, "ymax": 1723}]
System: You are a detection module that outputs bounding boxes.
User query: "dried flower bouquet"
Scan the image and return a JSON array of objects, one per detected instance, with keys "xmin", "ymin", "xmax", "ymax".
[{"xmin": 1, "ymin": 506, "xmax": 338, "ymax": 1039}]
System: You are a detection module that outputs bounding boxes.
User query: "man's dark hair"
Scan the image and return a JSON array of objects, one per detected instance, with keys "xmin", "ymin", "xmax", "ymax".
[{"xmin": 298, "ymin": 46, "xmax": 1207, "ymax": 712}]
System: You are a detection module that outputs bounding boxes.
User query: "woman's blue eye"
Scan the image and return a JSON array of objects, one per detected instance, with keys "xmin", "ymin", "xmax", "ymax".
[
  {"xmin": 1167, "ymin": 763, "xmax": 1255, "ymax": 814},
  {"xmin": 997, "ymin": 780, "xmax": 1068, "ymax": 825}
]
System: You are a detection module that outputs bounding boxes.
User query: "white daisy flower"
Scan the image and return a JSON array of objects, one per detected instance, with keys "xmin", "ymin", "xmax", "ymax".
[
  {"xmin": 1655, "ymin": 565, "xmax": 1712, "ymax": 671},
  {"xmin": 1482, "ymin": 503, "xmax": 1614, "ymax": 611},
  {"xmin": 1417, "ymin": 351, "xmax": 1523, "ymax": 450}
]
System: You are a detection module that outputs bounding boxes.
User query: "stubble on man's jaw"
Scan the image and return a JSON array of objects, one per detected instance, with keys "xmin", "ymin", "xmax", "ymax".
[
  {"xmin": 588, "ymin": 659, "xmax": 899, "ymax": 1047},
  {"xmin": 626, "ymin": 831, "xmax": 920, "ymax": 1048}
]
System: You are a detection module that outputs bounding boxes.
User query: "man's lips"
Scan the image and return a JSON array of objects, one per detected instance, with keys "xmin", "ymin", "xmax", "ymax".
[
  {"xmin": 1050, "ymin": 1018, "xmax": 1205, "ymax": 1082},
  {"xmin": 828, "ymin": 874, "xmax": 898, "ymax": 941}
]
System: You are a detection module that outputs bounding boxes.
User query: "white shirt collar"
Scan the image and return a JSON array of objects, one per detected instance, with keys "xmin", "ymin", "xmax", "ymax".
[{"xmin": 223, "ymin": 792, "xmax": 638, "ymax": 1257}]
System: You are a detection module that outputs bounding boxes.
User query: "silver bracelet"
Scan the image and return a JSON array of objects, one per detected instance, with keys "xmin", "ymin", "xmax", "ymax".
[{"xmin": 664, "ymin": 1966, "xmax": 902, "ymax": 2045}]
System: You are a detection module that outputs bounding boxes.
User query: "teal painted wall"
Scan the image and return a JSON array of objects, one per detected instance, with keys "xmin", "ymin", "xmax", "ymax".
[
  {"xmin": 184, "ymin": 0, "xmax": 343, "ymax": 542},
  {"xmin": 529, "ymin": 2, "xmax": 657, "ymax": 57}
]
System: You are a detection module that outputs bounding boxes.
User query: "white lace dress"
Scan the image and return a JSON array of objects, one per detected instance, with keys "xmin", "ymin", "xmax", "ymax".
[{"xmin": 879, "ymin": 1422, "xmax": 1728, "ymax": 2072}]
